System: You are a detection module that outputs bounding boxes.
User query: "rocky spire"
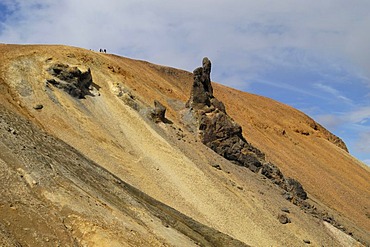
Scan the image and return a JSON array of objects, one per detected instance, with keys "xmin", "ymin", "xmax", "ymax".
[
  {"xmin": 201, "ymin": 57, "xmax": 213, "ymax": 96},
  {"xmin": 184, "ymin": 57, "xmax": 307, "ymax": 201},
  {"xmin": 186, "ymin": 57, "xmax": 214, "ymax": 109}
]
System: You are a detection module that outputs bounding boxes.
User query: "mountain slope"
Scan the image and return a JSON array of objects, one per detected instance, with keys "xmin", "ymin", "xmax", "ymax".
[
  {"xmin": 0, "ymin": 44, "xmax": 369, "ymax": 246},
  {"xmin": 214, "ymin": 84, "xmax": 370, "ymax": 234}
]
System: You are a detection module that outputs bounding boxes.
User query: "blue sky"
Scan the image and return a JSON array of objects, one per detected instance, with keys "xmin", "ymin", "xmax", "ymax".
[{"xmin": 1, "ymin": 0, "xmax": 369, "ymax": 165}]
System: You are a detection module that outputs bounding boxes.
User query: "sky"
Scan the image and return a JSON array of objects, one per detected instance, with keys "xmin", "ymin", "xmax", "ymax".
[{"xmin": 0, "ymin": 0, "xmax": 369, "ymax": 165}]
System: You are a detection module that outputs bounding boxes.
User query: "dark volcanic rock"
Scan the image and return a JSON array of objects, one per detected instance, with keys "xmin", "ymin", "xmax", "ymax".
[
  {"xmin": 33, "ymin": 104, "xmax": 44, "ymax": 110},
  {"xmin": 284, "ymin": 178, "xmax": 307, "ymax": 200},
  {"xmin": 199, "ymin": 107, "xmax": 264, "ymax": 172},
  {"xmin": 261, "ymin": 163, "xmax": 307, "ymax": 200},
  {"xmin": 150, "ymin": 100, "xmax": 167, "ymax": 123},
  {"xmin": 278, "ymin": 214, "xmax": 291, "ymax": 224},
  {"xmin": 261, "ymin": 163, "xmax": 284, "ymax": 185},
  {"xmin": 303, "ymin": 239, "xmax": 311, "ymax": 244},
  {"xmin": 46, "ymin": 63, "xmax": 93, "ymax": 98},
  {"xmin": 185, "ymin": 57, "xmax": 309, "ymax": 206},
  {"xmin": 211, "ymin": 163, "xmax": 222, "ymax": 170},
  {"xmin": 281, "ymin": 207, "xmax": 290, "ymax": 213},
  {"xmin": 201, "ymin": 57, "xmax": 213, "ymax": 96},
  {"xmin": 186, "ymin": 57, "xmax": 265, "ymax": 173},
  {"xmin": 186, "ymin": 57, "xmax": 214, "ymax": 109}
]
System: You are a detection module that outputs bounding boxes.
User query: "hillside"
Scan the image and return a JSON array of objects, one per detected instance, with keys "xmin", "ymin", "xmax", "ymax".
[{"xmin": 0, "ymin": 44, "xmax": 369, "ymax": 246}]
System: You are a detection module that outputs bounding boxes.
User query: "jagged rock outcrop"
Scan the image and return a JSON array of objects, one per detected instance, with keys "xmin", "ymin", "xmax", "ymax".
[
  {"xmin": 261, "ymin": 163, "xmax": 307, "ymax": 200},
  {"xmin": 185, "ymin": 57, "xmax": 308, "ymax": 200},
  {"xmin": 150, "ymin": 100, "xmax": 167, "ymax": 123},
  {"xmin": 199, "ymin": 111, "xmax": 265, "ymax": 172},
  {"xmin": 185, "ymin": 58, "xmax": 264, "ymax": 172},
  {"xmin": 46, "ymin": 63, "xmax": 94, "ymax": 98},
  {"xmin": 284, "ymin": 178, "xmax": 307, "ymax": 200}
]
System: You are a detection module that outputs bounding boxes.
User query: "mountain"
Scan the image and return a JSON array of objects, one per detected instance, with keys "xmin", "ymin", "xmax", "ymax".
[{"xmin": 0, "ymin": 44, "xmax": 369, "ymax": 246}]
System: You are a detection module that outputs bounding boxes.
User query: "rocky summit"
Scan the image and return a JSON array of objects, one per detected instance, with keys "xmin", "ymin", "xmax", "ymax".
[{"xmin": 0, "ymin": 44, "xmax": 369, "ymax": 246}]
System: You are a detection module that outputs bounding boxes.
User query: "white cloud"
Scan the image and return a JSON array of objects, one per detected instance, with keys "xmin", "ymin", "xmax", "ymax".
[
  {"xmin": 347, "ymin": 107, "xmax": 370, "ymax": 124},
  {"xmin": 315, "ymin": 106, "xmax": 370, "ymax": 162},
  {"xmin": 313, "ymin": 83, "xmax": 352, "ymax": 104},
  {"xmin": 316, "ymin": 106, "xmax": 370, "ymax": 127}
]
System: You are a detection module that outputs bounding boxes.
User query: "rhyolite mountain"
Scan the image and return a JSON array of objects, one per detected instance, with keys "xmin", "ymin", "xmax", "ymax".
[{"xmin": 0, "ymin": 44, "xmax": 369, "ymax": 246}]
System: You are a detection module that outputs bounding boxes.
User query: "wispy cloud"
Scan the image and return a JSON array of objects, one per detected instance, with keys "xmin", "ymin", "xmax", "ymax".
[
  {"xmin": 356, "ymin": 132, "xmax": 370, "ymax": 152},
  {"xmin": 313, "ymin": 83, "xmax": 353, "ymax": 104},
  {"xmin": 317, "ymin": 106, "xmax": 370, "ymax": 127},
  {"xmin": 346, "ymin": 107, "xmax": 370, "ymax": 125},
  {"xmin": 255, "ymin": 79, "xmax": 327, "ymax": 100},
  {"xmin": 316, "ymin": 106, "xmax": 370, "ymax": 165}
]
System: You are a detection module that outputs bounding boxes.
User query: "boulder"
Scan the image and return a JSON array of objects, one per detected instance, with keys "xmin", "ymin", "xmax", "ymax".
[
  {"xmin": 278, "ymin": 214, "xmax": 291, "ymax": 224},
  {"xmin": 150, "ymin": 100, "xmax": 167, "ymax": 123},
  {"xmin": 211, "ymin": 163, "xmax": 222, "ymax": 170},
  {"xmin": 281, "ymin": 207, "xmax": 290, "ymax": 213},
  {"xmin": 33, "ymin": 104, "xmax": 44, "ymax": 110},
  {"xmin": 303, "ymin": 239, "xmax": 311, "ymax": 244}
]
